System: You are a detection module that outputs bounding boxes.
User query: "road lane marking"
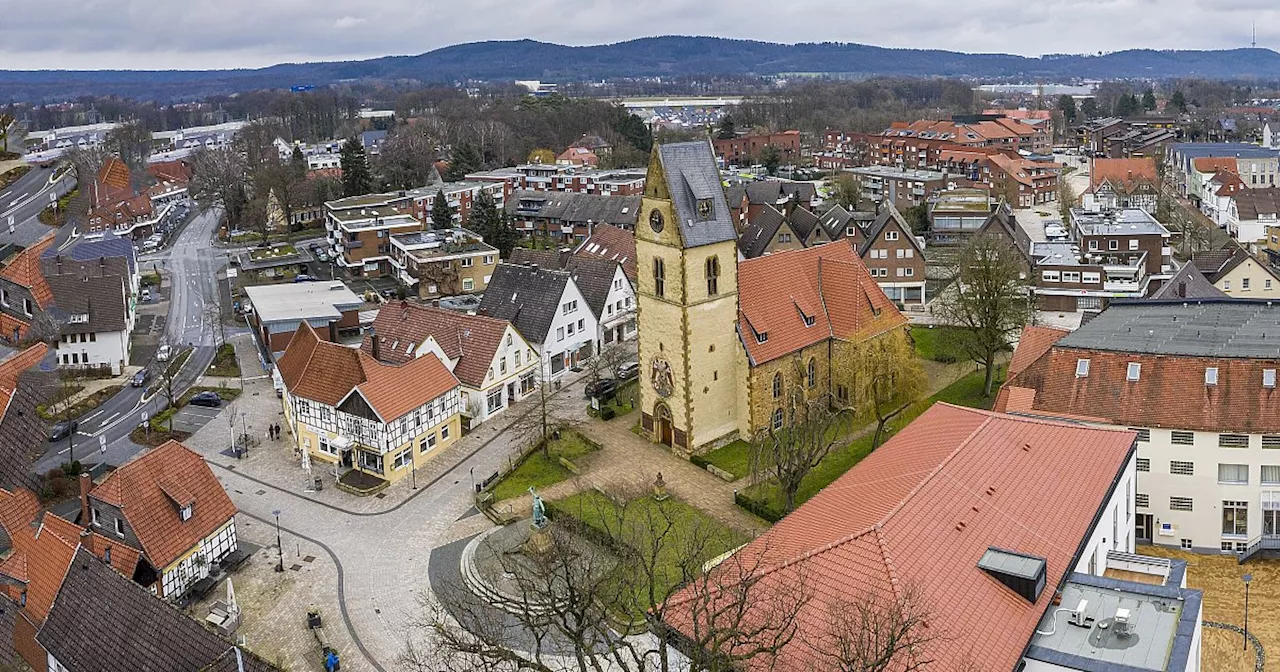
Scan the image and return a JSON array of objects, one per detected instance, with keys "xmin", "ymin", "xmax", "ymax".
[{"xmin": 99, "ymin": 412, "xmax": 120, "ymax": 427}]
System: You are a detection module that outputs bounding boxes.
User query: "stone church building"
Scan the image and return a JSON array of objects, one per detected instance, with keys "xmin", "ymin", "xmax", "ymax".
[{"xmin": 636, "ymin": 141, "xmax": 909, "ymax": 454}]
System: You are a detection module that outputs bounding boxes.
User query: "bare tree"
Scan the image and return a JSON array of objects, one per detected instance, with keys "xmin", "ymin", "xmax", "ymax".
[
  {"xmin": 404, "ymin": 487, "xmax": 806, "ymax": 672},
  {"xmin": 104, "ymin": 121, "xmax": 152, "ymax": 171},
  {"xmin": 376, "ymin": 128, "xmax": 439, "ymax": 191},
  {"xmin": 932, "ymin": 233, "xmax": 1034, "ymax": 398},
  {"xmin": 755, "ymin": 390, "xmax": 848, "ymax": 514},
  {"xmin": 64, "ymin": 144, "xmax": 110, "ymax": 186},
  {"xmin": 805, "ymin": 585, "xmax": 939, "ymax": 672},
  {"xmin": 189, "ymin": 147, "xmax": 251, "ymax": 229}
]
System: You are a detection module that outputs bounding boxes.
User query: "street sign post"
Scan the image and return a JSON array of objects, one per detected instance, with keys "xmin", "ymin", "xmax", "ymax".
[{"xmin": 98, "ymin": 435, "xmax": 106, "ymax": 454}]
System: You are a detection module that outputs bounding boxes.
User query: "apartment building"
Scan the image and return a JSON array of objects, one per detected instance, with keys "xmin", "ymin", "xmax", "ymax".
[
  {"xmin": 711, "ymin": 130, "xmax": 802, "ymax": 166},
  {"xmin": 388, "ymin": 228, "xmax": 499, "ymax": 298},
  {"xmin": 326, "ymin": 202, "xmax": 422, "ymax": 277},
  {"xmin": 1032, "ymin": 208, "xmax": 1172, "ymax": 312},
  {"xmin": 506, "ymin": 190, "xmax": 642, "ymax": 243},
  {"xmin": 927, "ymin": 188, "xmax": 995, "ymax": 244},
  {"xmin": 466, "ymin": 164, "xmax": 645, "ymax": 197},
  {"xmin": 858, "ymin": 204, "xmax": 927, "ymax": 306},
  {"xmin": 845, "ymin": 166, "xmax": 955, "ymax": 211},
  {"xmin": 1168, "ymin": 143, "xmax": 1280, "ymax": 198},
  {"xmin": 999, "ymin": 301, "xmax": 1280, "ymax": 561}
]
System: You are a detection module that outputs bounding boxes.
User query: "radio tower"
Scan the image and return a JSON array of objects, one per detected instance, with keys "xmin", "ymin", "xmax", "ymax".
[{"xmin": 1253, "ymin": 22, "xmax": 1257, "ymax": 48}]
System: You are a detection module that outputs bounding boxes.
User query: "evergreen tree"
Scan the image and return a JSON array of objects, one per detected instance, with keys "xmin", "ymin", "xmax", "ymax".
[
  {"xmin": 1114, "ymin": 94, "xmax": 1138, "ymax": 118},
  {"xmin": 339, "ymin": 136, "xmax": 372, "ymax": 197},
  {"xmin": 759, "ymin": 145, "xmax": 782, "ymax": 176},
  {"xmin": 1171, "ymin": 90, "xmax": 1188, "ymax": 113},
  {"xmin": 1142, "ymin": 89, "xmax": 1157, "ymax": 112},
  {"xmin": 470, "ymin": 192, "xmax": 517, "ymax": 258},
  {"xmin": 290, "ymin": 145, "xmax": 307, "ymax": 181},
  {"xmin": 1057, "ymin": 95, "xmax": 1077, "ymax": 124},
  {"xmin": 443, "ymin": 142, "xmax": 481, "ymax": 182},
  {"xmin": 716, "ymin": 115, "xmax": 737, "ymax": 140},
  {"xmin": 430, "ymin": 188, "xmax": 454, "ymax": 229},
  {"xmin": 1080, "ymin": 98, "xmax": 1099, "ymax": 120}
]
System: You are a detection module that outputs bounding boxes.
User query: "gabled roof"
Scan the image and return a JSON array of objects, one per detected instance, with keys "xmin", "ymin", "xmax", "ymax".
[
  {"xmin": 1192, "ymin": 156, "xmax": 1238, "ymax": 174},
  {"xmin": 663, "ymin": 404, "xmax": 1137, "ymax": 672},
  {"xmin": 1233, "ymin": 186, "xmax": 1280, "ymax": 220},
  {"xmin": 566, "ymin": 256, "xmax": 628, "ymax": 322},
  {"xmin": 505, "ymin": 189, "xmax": 641, "ymax": 228},
  {"xmin": 652, "ymin": 142, "xmax": 737, "ymax": 248},
  {"xmin": 1190, "ymin": 246, "xmax": 1268, "ymax": 284},
  {"xmin": 1089, "ymin": 158, "xmax": 1158, "ymax": 194},
  {"xmin": 1009, "ymin": 325, "xmax": 1069, "ymax": 379},
  {"xmin": 574, "ymin": 223, "xmax": 637, "ymax": 280},
  {"xmin": 817, "ymin": 204, "xmax": 856, "ymax": 239},
  {"xmin": 787, "ymin": 205, "xmax": 821, "ymax": 242},
  {"xmin": 0, "ymin": 343, "xmax": 48, "ymax": 425},
  {"xmin": 46, "ymin": 271, "xmax": 129, "ymax": 335},
  {"xmin": 90, "ymin": 441, "xmax": 237, "ymax": 570},
  {"xmin": 281, "ymin": 322, "xmax": 459, "ymax": 419},
  {"xmin": 744, "ymin": 179, "xmax": 816, "ymax": 206},
  {"xmin": 0, "ymin": 232, "xmax": 56, "ymax": 309},
  {"xmin": 478, "ymin": 263, "xmax": 573, "ymax": 345},
  {"xmin": 363, "ymin": 302, "xmax": 515, "ymax": 388},
  {"xmin": 737, "ymin": 242, "xmax": 906, "ymax": 366},
  {"xmin": 37, "ymin": 548, "xmax": 279, "ymax": 672},
  {"xmin": 1149, "ymin": 263, "xmax": 1228, "ymax": 300},
  {"xmin": 737, "ymin": 205, "xmax": 787, "ymax": 259},
  {"xmin": 858, "ymin": 202, "xmax": 924, "ymax": 258},
  {"xmin": 42, "ymin": 231, "xmax": 138, "ymax": 276}
]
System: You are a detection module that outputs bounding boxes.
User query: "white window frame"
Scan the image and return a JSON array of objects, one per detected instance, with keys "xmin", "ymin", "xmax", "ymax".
[
  {"xmin": 1126, "ymin": 362, "xmax": 1141, "ymax": 381},
  {"xmin": 1076, "ymin": 358, "xmax": 1090, "ymax": 377}
]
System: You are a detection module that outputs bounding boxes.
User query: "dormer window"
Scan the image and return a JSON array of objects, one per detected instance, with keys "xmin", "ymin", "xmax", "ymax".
[
  {"xmin": 1205, "ymin": 367, "xmax": 1219, "ymax": 386},
  {"xmin": 180, "ymin": 504, "xmax": 193, "ymax": 521},
  {"xmin": 756, "ymin": 331, "xmax": 769, "ymax": 344},
  {"xmin": 803, "ymin": 314, "xmax": 815, "ymax": 327},
  {"xmin": 114, "ymin": 518, "xmax": 125, "ymax": 538},
  {"xmin": 90, "ymin": 508, "xmax": 100, "ymax": 527},
  {"xmin": 68, "ymin": 314, "xmax": 89, "ymax": 324}
]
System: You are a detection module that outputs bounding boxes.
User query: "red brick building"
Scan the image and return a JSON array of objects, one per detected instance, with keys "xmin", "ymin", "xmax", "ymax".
[{"xmin": 712, "ymin": 130, "xmax": 801, "ymax": 166}]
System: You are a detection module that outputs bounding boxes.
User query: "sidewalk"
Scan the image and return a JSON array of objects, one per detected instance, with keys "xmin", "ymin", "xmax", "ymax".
[
  {"xmin": 182, "ymin": 332, "xmax": 600, "ymax": 515},
  {"xmin": 497, "ymin": 416, "xmax": 770, "ymax": 538}
]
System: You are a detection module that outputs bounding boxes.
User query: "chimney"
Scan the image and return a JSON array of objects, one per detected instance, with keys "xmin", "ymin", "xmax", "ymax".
[
  {"xmin": 1178, "ymin": 281, "xmax": 1187, "ymax": 298},
  {"xmin": 369, "ymin": 326, "xmax": 380, "ymax": 361},
  {"xmin": 79, "ymin": 473, "xmax": 91, "ymax": 526}
]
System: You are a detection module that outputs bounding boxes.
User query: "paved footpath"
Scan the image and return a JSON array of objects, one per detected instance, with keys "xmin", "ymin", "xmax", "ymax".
[{"xmin": 184, "ymin": 336, "xmax": 599, "ymax": 671}]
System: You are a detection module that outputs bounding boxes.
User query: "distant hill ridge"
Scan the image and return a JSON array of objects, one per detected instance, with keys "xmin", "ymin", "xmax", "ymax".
[{"xmin": 3, "ymin": 36, "xmax": 1279, "ymax": 100}]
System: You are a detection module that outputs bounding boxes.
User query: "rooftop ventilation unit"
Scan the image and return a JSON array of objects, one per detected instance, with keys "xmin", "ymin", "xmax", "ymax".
[{"xmin": 1068, "ymin": 599, "xmax": 1091, "ymax": 627}]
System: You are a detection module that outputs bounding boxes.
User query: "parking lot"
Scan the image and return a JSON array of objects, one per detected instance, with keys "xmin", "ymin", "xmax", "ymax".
[{"xmin": 169, "ymin": 404, "xmax": 223, "ymax": 434}]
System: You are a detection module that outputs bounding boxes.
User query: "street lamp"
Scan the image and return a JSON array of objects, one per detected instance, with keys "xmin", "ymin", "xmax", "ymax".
[
  {"xmin": 1244, "ymin": 573, "xmax": 1253, "ymax": 651},
  {"xmin": 272, "ymin": 509, "xmax": 284, "ymax": 573}
]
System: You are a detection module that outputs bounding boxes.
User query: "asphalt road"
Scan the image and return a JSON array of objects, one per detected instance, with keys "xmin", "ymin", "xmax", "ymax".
[
  {"xmin": 34, "ymin": 207, "xmax": 224, "ymax": 472},
  {"xmin": 0, "ymin": 164, "xmax": 76, "ymax": 247}
]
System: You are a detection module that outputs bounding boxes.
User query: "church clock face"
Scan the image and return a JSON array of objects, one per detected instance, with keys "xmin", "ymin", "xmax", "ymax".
[
  {"xmin": 650, "ymin": 357, "xmax": 674, "ymax": 398},
  {"xmin": 649, "ymin": 209, "xmax": 665, "ymax": 233}
]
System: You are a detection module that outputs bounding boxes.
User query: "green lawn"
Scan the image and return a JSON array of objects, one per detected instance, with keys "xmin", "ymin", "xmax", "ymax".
[
  {"xmin": 549, "ymin": 490, "xmax": 748, "ymax": 618},
  {"xmin": 206, "ymin": 343, "xmax": 241, "ymax": 378},
  {"xmin": 696, "ymin": 439, "xmax": 752, "ymax": 480},
  {"xmin": 248, "ymin": 243, "xmax": 298, "ymax": 261},
  {"xmin": 37, "ymin": 385, "xmax": 117, "ymax": 421},
  {"xmin": 909, "ymin": 325, "xmax": 971, "ymax": 363},
  {"xmin": 739, "ymin": 365, "xmax": 1004, "ymax": 521},
  {"xmin": 489, "ymin": 430, "xmax": 599, "ymax": 502}
]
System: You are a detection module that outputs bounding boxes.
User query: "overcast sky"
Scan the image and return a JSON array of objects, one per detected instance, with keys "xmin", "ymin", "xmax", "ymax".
[{"xmin": 1, "ymin": 0, "xmax": 1275, "ymax": 71}]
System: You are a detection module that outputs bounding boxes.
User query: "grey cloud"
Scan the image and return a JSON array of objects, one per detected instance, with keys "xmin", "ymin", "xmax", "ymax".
[{"xmin": 1, "ymin": 0, "xmax": 1279, "ymax": 71}]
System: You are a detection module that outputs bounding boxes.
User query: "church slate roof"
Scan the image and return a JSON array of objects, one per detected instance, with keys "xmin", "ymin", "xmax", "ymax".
[{"xmin": 656, "ymin": 142, "xmax": 737, "ymax": 248}]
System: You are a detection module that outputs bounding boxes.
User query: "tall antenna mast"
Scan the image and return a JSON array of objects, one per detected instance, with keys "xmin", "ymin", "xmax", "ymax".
[{"xmin": 1253, "ymin": 22, "xmax": 1257, "ymax": 49}]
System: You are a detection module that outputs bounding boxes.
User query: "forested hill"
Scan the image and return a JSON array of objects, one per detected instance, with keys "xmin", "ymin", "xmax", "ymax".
[{"xmin": 4, "ymin": 36, "xmax": 1279, "ymax": 100}]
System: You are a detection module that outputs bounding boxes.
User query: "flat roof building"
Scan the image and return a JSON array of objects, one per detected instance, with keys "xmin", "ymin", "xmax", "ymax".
[{"xmin": 242, "ymin": 281, "xmax": 363, "ymax": 356}]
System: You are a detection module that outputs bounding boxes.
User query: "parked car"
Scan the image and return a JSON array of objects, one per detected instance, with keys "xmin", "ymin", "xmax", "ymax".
[
  {"xmin": 48, "ymin": 420, "xmax": 78, "ymax": 442},
  {"xmin": 584, "ymin": 378, "xmax": 619, "ymax": 399},
  {"xmin": 156, "ymin": 345, "xmax": 172, "ymax": 362},
  {"xmin": 315, "ymin": 250, "xmax": 330, "ymax": 262},
  {"xmin": 616, "ymin": 361, "xmax": 640, "ymax": 380},
  {"xmin": 188, "ymin": 391, "xmax": 222, "ymax": 408},
  {"xmin": 294, "ymin": 274, "xmax": 316, "ymax": 283},
  {"xmin": 140, "ymin": 288, "xmax": 152, "ymax": 302},
  {"xmin": 130, "ymin": 369, "xmax": 151, "ymax": 388}
]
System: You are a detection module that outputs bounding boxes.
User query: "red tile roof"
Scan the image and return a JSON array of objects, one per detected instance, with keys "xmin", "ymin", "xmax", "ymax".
[
  {"xmin": 663, "ymin": 404, "xmax": 1136, "ymax": 671},
  {"xmin": 1009, "ymin": 325, "xmax": 1069, "ymax": 378},
  {"xmin": 737, "ymin": 242, "xmax": 906, "ymax": 365},
  {"xmin": 1089, "ymin": 158, "xmax": 1158, "ymax": 193},
  {"xmin": 0, "ymin": 233, "xmax": 56, "ymax": 309},
  {"xmin": 574, "ymin": 223, "xmax": 637, "ymax": 280},
  {"xmin": 93, "ymin": 157, "xmax": 133, "ymax": 208},
  {"xmin": 0, "ymin": 344, "xmax": 48, "ymax": 423},
  {"xmin": 83, "ymin": 531, "xmax": 143, "ymax": 578},
  {"xmin": 0, "ymin": 312, "xmax": 31, "ymax": 341},
  {"xmin": 282, "ymin": 321, "xmax": 460, "ymax": 421},
  {"xmin": 1193, "ymin": 156, "xmax": 1239, "ymax": 174},
  {"xmin": 14, "ymin": 515, "xmax": 79, "ymax": 623},
  {"xmin": 90, "ymin": 441, "xmax": 237, "ymax": 570},
  {"xmin": 1000, "ymin": 345, "xmax": 1280, "ymax": 432},
  {"xmin": 362, "ymin": 302, "xmax": 514, "ymax": 388}
]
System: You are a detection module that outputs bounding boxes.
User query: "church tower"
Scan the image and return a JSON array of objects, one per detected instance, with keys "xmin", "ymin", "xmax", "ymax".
[{"xmin": 635, "ymin": 141, "xmax": 747, "ymax": 455}]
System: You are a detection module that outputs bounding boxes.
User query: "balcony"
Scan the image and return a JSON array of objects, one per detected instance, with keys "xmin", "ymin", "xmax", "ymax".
[
  {"xmin": 344, "ymin": 240, "xmax": 364, "ymax": 250},
  {"xmin": 1238, "ymin": 534, "xmax": 1280, "ymax": 564},
  {"xmin": 1104, "ymin": 278, "xmax": 1142, "ymax": 293}
]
